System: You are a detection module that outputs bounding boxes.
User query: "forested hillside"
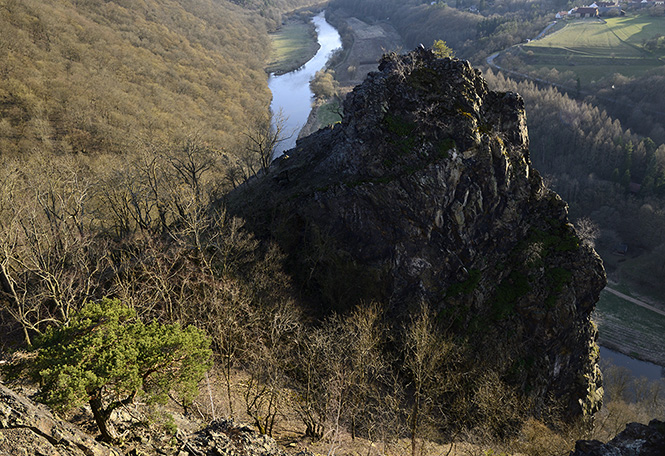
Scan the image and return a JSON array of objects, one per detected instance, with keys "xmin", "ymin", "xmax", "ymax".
[
  {"xmin": 0, "ymin": 0, "xmax": 276, "ymax": 156},
  {"xmin": 484, "ymin": 70, "xmax": 665, "ymax": 296},
  {"xmin": 591, "ymin": 68, "xmax": 665, "ymax": 145},
  {"xmin": 0, "ymin": 0, "xmax": 327, "ymax": 338}
]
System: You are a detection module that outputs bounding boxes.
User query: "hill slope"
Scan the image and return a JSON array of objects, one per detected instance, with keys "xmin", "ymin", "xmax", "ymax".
[{"xmin": 0, "ymin": 0, "xmax": 271, "ymax": 156}]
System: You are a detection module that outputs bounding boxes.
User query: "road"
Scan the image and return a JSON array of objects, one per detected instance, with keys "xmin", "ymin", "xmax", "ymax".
[
  {"xmin": 604, "ymin": 286, "xmax": 665, "ymax": 318},
  {"xmin": 534, "ymin": 21, "xmax": 557, "ymax": 40},
  {"xmin": 486, "ymin": 21, "xmax": 556, "ymax": 70}
]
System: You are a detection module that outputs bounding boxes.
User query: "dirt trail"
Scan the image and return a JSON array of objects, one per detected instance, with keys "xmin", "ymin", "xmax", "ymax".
[{"xmin": 604, "ymin": 286, "xmax": 665, "ymax": 318}]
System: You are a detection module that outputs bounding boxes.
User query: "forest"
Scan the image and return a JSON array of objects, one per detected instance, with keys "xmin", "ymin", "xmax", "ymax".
[{"xmin": 1, "ymin": 0, "xmax": 665, "ymax": 454}]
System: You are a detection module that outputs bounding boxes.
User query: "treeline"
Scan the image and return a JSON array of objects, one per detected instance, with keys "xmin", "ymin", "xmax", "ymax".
[
  {"xmin": 484, "ymin": 70, "xmax": 665, "ymax": 293},
  {"xmin": 589, "ymin": 68, "xmax": 665, "ymax": 146},
  {"xmin": 327, "ymin": 0, "xmax": 556, "ymax": 64},
  {"xmin": 493, "ymin": 52, "xmax": 665, "ymax": 148},
  {"xmin": 232, "ymin": 0, "xmax": 329, "ymax": 30}
]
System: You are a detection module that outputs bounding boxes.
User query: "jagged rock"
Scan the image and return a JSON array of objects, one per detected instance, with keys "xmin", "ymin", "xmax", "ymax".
[
  {"xmin": 570, "ymin": 420, "xmax": 665, "ymax": 456},
  {"xmin": 229, "ymin": 48, "xmax": 606, "ymax": 421},
  {"xmin": 186, "ymin": 420, "xmax": 288, "ymax": 456},
  {"xmin": 0, "ymin": 383, "xmax": 119, "ymax": 456}
]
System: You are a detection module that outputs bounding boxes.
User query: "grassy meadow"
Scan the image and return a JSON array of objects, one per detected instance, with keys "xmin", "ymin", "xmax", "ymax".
[
  {"xmin": 266, "ymin": 18, "xmax": 320, "ymax": 75},
  {"xmin": 594, "ymin": 287, "xmax": 665, "ymax": 365},
  {"xmin": 316, "ymin": 99, "xmax": 343, "ymax": 126},
  {"xmin": 515, "ymin": 15, "xmax": 665, "ymax": 83}
]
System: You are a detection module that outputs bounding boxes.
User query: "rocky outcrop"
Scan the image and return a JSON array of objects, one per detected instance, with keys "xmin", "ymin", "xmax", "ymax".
[
  {"xmin": 0, "ymin": 383, "xmax": 309, "ymax": 456},
  {"xmin": 229, "ymin": 48, "xmax": 605, "ymax": 421},
  {"xmin": 570, "ymin": 420, "xmax": 665, "ymax": 456},
  {"xmin": 187, "ymin": 420, "xmax": 307, "ymax": 456},
  {"xmin": 0, "ymin": 383, "xmax": 118, "ymax": 456}
]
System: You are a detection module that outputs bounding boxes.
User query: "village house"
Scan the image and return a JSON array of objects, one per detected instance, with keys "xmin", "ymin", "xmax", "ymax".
[
  {"xmin": 571, "ymin": 6, "xmax": 600, "ymax": 17},
  {"xmin": 589, "ymin": 1, "xmax": 623, "ymax": 14},
  {"xmin": 631, "ymin": 0, "xmax": 660, "ymax": 8}
]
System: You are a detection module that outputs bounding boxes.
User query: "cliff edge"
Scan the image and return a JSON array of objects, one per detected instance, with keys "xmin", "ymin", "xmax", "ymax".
[{"xmin": 228, "ymin": 48, "xmax": 606, "ymax": 422}]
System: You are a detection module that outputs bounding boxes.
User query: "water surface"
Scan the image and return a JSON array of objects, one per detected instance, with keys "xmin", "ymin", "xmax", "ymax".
[
  {"xmin": 269, "ymin": 12, "xmax": 342, "ymax": 156},
  {"xmin": 600, "ymin": 346, "xmax": 664, "ymax": 381}
]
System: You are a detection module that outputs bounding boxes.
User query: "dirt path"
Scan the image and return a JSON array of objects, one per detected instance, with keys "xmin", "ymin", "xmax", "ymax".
[{"xmin": 604, "ymin": 286, "xmax": 665, "ymax": 318}]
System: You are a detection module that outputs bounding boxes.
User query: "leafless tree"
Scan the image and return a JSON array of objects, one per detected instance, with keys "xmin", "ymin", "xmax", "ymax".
[
  {"xmin": 242, "ymin": 300, "xmax": 301, "ymax": 436},
  {"xmin": 574, "ymin": 217, "xmax": 600, "ymax": 249},
  {"xmin": 403, "ymin": 302, "xmax": 459, "ymax": 456},
  {"xmin": 227, "ymin": 110, "xmax": 293, "ymax": 186},
  {"xmin": 0, "ymin": 158, "xmax": 107, "ymax": 345}
]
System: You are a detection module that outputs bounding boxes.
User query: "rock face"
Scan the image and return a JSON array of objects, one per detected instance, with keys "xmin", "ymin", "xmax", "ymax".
[
  {"xmin": 0, "ymin": 383, "xmax": 118, "ymax": 456},
  {"xmin": 229, "ymin": 48, "xmax": 605, "ymax": 420},
  {"xmin": 570, "ymin": 420, "xmax": 665, "ymax": 456},
  {"xmin": 187, "ymin": 420, "xmax": 300, "ymax": 456}
]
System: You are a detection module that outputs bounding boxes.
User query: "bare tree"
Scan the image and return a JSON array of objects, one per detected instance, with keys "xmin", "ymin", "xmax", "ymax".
[
  {"xmin": 293, "ymin": 303, "xmax": 391, "ymax": 447},
  {"xmin": 574, "ymin": 217, "xmax": 600, "ymax": 249},
  {"xmin": 228, "ymin": 110, "xmax": 293, "ymax": 186},
  {"xmin": 242, "ymin": 300, "xmax": 301, "ymax": 436},
  {"xmin": 403, "ymin": 302, "xmax": 459, "ymax": 456},
  {"xmin": 0, "ymin": 158, "xmax": 107, "ymax": 344}
]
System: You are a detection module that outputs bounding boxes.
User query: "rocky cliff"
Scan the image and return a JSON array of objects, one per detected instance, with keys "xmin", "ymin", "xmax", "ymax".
[
  {"xmin": 0, "ymin": 383, "xmax": 118, "ymax": 456},
  {"xmin": 570, "ymin": 420, "xmax": 665, "ymax": 456},
  {"xmin": 228, "ymin": 48, "xmax": 605, "ymax": 422}
]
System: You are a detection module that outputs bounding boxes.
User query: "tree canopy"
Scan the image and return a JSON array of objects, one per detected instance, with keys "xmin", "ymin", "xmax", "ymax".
[
  {"xmin": 32, "ymin": 298, "xmax": 212, "ymax": 442},
  {"xmin": 432, "ymin": 39, "xmax": 454, "ymax": 58}
]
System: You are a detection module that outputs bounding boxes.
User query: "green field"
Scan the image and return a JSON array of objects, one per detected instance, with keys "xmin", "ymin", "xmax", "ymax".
[
  {"xmin": 594, "ymin": 288, "xmax": 665, "ymax": 365},
  {"xmin": 515, "ymin": 15, "xmax": 665, "ymax": 83},
  {"xmin": 266, "ymin": 19, "xmax": 320, "ymax": 75},
  {"xmin": 316, "ymin": 99, "xmax": 342, "ymax": 127}
]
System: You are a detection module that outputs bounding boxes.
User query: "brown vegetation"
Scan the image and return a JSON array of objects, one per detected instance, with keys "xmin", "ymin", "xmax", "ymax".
[{"xmin": 1, "ymin": 0, "xmax": 664, "ymax": 453}]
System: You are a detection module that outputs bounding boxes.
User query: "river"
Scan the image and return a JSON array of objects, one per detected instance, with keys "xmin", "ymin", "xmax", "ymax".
[
  {"xmin": 600, "ymin": 346, "xmax": 664, "ymax": 381},
  {"xmin": 269, "ymin": 11, "xmax": 342, "ymax": 157}
]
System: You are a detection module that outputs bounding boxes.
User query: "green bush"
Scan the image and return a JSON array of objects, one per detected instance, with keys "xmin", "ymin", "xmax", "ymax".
[{"xmin": 31, "ymin": 298, "xmax": 212, "ymax": 442}]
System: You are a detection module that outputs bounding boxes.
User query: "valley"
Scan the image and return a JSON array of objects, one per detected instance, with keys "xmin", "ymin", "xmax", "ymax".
[{"xmin": 0, "ymin": 0, "xmax": 664, "ymax": 454}]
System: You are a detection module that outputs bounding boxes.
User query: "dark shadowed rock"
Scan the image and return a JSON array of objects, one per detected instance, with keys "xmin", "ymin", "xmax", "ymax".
[
  {"xmin": 228, "ymin": 48, "xmax": 605, "ymax": 421},
  {"xmin": 570, "ymin": 420, "xmax": 665, "ymax": 456}
]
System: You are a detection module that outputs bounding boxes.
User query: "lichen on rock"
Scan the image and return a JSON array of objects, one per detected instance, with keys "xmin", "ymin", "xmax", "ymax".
[{"xmin": 229, "ymin": 47, "xmax": 606, "ymax": 424}]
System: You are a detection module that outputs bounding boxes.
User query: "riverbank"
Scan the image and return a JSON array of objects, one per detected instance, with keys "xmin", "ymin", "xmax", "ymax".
[
  {"xmin": 299, "ymin": 11, "xmax": 403, "ymax": 135},
  {"xmin": 269, "ymin": 12, "xmax": 341, "ymax": 155},
  {"xmin": 266, "ymin": 16, "xmax": 321, "ymax": 75}
]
